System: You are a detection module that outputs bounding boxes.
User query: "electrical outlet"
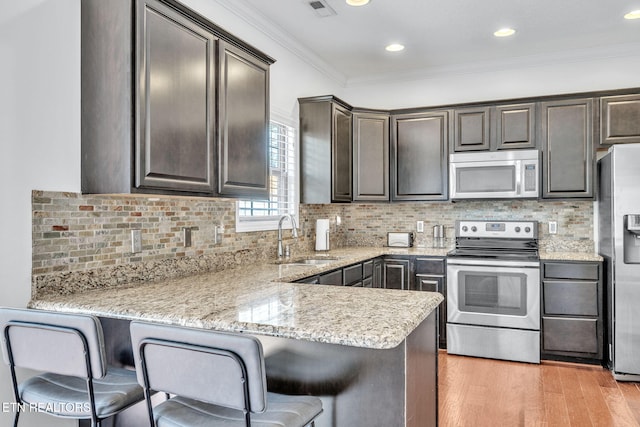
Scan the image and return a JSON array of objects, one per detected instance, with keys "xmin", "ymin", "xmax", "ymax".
[
  {"xmin": 183, "ymin": 227, "xmax": 192, "ymax": 247},
  {"xmin": 214, "ymin": 224, "xmax": 224, "ymax": 245},
  {"xmin": 549, "ymin": 221, "xmax": 558, "ymax": 235},
  {"xmin": 131, "ymin": 229, "xmax": 142, "ymax": 253},
  {"xmin": 416, "ymin": 221, "xmax": 424, "ymax": 233}
]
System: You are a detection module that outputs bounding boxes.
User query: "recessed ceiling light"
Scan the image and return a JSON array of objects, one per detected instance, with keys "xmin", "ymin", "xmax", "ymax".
[
  {"xmin": 624, "ymin": 10, "xmax": 640, "ymax": 19},
  {"xmin": 346, "ymin": 0, "xmax": 370, "ymax": 6},
  {"xmin": 385, "ymin": 43, "xmax": 405, "ymax": 52},
  {"xmin": 494, "ymin": 28, "xmax": 516, "ymax": 37}
]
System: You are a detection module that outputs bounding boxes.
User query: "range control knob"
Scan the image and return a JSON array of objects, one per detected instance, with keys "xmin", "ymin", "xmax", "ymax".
[
  {"xmin": 462, "ymin": 226, "xmax": 468, "ymax": 232},
  {"xmin": 515, "ymin": 226, "xmax": 521, "ymax": 233},
  {"xmin": 471, "ymin": 226, "xmax": 477, "ymax": 232},
  {"xmin": 525, "ymin": 226, "xmax": 531, "ymax": 233}
]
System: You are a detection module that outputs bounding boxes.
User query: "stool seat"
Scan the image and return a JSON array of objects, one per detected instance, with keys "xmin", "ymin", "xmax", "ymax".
[
  {"xmin": 19, "ymin": 367, "xmax": 143, "ymax": 418},
  {"xmin": 154, "ymin": 393, "xmax": 323, "ymax": 427}
]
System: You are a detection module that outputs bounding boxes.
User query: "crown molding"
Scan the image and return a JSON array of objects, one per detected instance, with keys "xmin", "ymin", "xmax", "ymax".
[
  {"xmin": 346, "ymin": 41, "xmax": 640, "ymax": 87},
  {"xmin": 213, "ymin": 0, "xmax": 348, "ymax": 86}
]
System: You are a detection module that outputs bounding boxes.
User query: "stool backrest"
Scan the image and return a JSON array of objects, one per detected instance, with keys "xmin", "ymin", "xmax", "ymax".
[
  {"xmin": 130, "ymin": 321, "xmax": 268, "ymax": 413},
  {"xmin": 0, "ymin": 307, "xmax": 107, "ymax": 378}
]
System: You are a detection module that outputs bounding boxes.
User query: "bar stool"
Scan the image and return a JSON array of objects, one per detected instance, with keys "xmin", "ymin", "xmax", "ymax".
[
  {"xmin": 130, "ymin": 321, "xmax": 323, "ymax": 427},
  {"xmin": 0, "ymin": 307, "xmax": 145, "ymax": 427}
]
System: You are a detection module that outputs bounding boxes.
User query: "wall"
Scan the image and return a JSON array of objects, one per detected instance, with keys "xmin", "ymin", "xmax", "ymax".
[
  {"xmin": 31, "ymin": 191, "xmax": 310, "ymax": 297},
  {"xmin": 32, "ymin": 191, "xmax": 594, "ymax": 300},
  {"xmin": 301, "ymin": 200, "xmax": 595, "ymax": 253},
  {"xmin": 0, "ymin": 1, "xmax": 80, "ymax": 426}
]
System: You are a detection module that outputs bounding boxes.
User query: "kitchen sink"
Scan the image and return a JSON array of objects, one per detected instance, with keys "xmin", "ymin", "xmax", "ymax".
[{"xmin": 275, "ymin": 257, "xmax": 339, "ymax": 266}]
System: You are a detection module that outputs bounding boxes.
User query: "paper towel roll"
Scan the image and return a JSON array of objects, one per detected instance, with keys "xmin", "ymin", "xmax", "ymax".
[{"xmin": 315, "ymin": 219, "xmax": 330, "ymax": 251}]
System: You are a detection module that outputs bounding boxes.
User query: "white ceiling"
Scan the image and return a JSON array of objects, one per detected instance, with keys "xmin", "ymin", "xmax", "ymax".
[{"xmin": 218, "ymin": 0, "xmax": 640, "ymax": 86}]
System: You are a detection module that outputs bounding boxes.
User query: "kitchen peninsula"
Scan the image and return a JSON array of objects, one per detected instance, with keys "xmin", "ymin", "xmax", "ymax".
[{"xmin": 29, "ymin": 248, "xmax": 444, "ymax": 427}]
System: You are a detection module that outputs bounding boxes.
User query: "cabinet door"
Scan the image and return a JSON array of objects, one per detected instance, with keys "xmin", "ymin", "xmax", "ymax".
[
  {"xmin": 136, "ymin": 0, "xmax": 216, "ymax": 194},
  {"xmin": 343, "ymin": 263, "xmax": 363, "ymax": 286},
  {"xmin": 373, "ymin": 259, "xmax": 383, "ymax": 288},
  {"xmin": 600, "ymin": 94, "xmax": 640, "ymax": 146},
  {"xmin": 391, "ymin": 111, "xmax": 449, "ymax": 201},
  {"xmin": 414, "ymin": 273, "xmax": 446, "ymax": 349},
  {"xmin": 319, "ymin": 270, "xmax": 343, "ymax": 286},
  {"xmin": 332, "ymin": 105, "xmax": 353, "ymax": 202},
  {"xmin": 218, "ymin": 42, "xmax": 270, "ymax": 198},
  {"xmin": 353, "ymin": 112, "xmax": 389, "ymax": 201},
  {"xmin": 540, "ymin": 98, "xmax": 594, "ymax": 199},
  {"xmin": 383, "ymin": 259, "xmax": 410, "ymax": 290},
  {"xmin": 494, "ymin": 103, "xmax": 536, "ymax": 150},
  {"xmin": 453, "ymin": 107, "xmax": 490, "ymax": 152}
]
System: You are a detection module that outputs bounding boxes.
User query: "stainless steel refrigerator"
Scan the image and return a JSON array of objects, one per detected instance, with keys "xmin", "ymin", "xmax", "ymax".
[{"xmin": 599, "ymin": 143, "xmax": 640, "ymax": 381}]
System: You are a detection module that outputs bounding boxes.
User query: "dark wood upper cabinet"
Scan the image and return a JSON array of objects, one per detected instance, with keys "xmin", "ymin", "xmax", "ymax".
[
  {"xmin": 452, "ymin": 107, "xmax": 490, "ymax": 152},
  {"xmin": 494, "ymin": 103, "xmax": 536, "ymax": 150},
  {"xmin": 391, "ymin": 111, "xmax": 449, "ymax": 201},
  {"xmin": 299, "ymin": 96, "xmax": 352, "ymax": 204},
  {"xmin": 217, "ymin": 42, "xmax": 270, "ymax": 198},
  {"xmin": 332, "ymin": 105, "xmax": 353, "ymax": 202},
  {"xmin": 353, "ymin": 111, "xmax": 390, "ymax": 201},
  {"xmin": 81, "ymin": 0, "xmax": 273, "ymax": 197},
  {"xmin": 600, "ymin": 94, "xmax": 640, "ymax": 146},
  {"xmin": 135, "ymin": 0, "xmax": 216, "ymax": 194},
  {"xmin": 452, "ymin": 103, "xmax": 536, "ymax": 152},
  {"xmin": 540, "ymin": 98, "xmax": 595, "ymax": 199}
]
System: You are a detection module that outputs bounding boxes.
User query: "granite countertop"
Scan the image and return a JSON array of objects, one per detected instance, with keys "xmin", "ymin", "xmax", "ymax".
[
  {"xmin": 539, "ymin": 251, "xmax": 603, "ymax": 262},
  {"xmin": 29, "ymin": 247, "xmax": 445, "ymax": 350}
]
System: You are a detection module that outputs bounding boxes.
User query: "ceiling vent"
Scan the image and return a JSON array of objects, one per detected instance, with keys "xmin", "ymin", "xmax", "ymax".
[{"xmin": 307, "ymin": 0, "xmax": 337, "ymax": 18}]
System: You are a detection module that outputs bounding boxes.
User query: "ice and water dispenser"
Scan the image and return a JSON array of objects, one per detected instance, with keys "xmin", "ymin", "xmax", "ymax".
[{"xmin": 623, "ymin": 214, "xmax": 640, "ymax": 263}]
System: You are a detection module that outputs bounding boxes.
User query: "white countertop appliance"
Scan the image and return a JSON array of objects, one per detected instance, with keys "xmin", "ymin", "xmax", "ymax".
[
  {"xmin": 449, "ymin": 149, "xmax": 539, "ymax": 200},
  {"xmin": 447, "ymin": 220, "xmax": 540, "ymax": 364},
  {"xmin": 598, "ymin": 143, "xmax": 640, "ymax": 381}
]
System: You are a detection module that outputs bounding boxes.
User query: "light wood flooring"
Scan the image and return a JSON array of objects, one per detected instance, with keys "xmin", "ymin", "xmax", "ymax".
[{"xmin": 438, "ymin": 351, "xmax": 640, "ymax": 426}]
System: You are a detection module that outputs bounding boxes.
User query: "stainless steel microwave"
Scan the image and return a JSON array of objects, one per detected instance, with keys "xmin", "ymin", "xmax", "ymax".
[{"xmin": 449, "ymin": 149, "xmax": 539, "ymax": 200}]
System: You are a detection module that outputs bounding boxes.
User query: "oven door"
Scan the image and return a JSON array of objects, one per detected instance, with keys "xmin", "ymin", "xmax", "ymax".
[
  {"xmin": 449, "ymin": 159, "xmax": 539, "ymax": 200},
  {"xmin": 447, "ymin": 258, "xmax": 540, "ymax": 330}
]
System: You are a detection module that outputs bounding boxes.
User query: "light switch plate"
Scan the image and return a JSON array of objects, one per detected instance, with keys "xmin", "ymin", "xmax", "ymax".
[
  {"xmin": 416, "ymin": 221, "xmax": 424, "ymax": 233},
  {"xmin": 131, "ymin": 229, "xmax": 142, "ymax": 253},
  {"xmin": 549, "ymin": 221, "xmax": 557, "ymax": 234}
]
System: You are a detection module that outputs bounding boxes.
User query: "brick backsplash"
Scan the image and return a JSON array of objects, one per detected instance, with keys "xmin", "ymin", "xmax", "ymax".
[
  {"xmin": 32, "ymin": 191, "xmax": 594, "ymax": 295},
  {"xmin": 300, "ymin": 200, "xmax": 595, "ymax": 253}
]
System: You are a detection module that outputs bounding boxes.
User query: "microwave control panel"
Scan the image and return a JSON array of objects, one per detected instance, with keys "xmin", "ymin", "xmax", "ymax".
[{"xmin": 524, "ymin": 163, "xmax": 537, "ymax": 192}]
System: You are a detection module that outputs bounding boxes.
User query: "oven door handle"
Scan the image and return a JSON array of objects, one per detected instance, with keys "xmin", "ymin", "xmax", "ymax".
[{"xmin": 446, "ymin": 257, "xmax": 540, "ymax": 268}]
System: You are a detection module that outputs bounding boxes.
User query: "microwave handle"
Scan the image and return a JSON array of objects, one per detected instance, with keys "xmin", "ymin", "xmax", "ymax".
[{"xmin": 515, "ymin": 161, "xmax": 522, "ymax": 195}]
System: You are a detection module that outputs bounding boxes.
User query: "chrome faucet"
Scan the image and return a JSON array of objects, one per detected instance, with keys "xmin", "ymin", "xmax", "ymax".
[{"xmin": 277, "ymin": 214, "xmax": 299, "ymax": 258}]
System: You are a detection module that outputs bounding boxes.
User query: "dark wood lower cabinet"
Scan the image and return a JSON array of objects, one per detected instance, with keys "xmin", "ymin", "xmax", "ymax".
[
  {"xmin": 413, "ymin": 257, "xmax": 447, "ymax": 349},
  {"xmin": 541, "ymin": 260, "xmax": 603, "ymax": 364}
]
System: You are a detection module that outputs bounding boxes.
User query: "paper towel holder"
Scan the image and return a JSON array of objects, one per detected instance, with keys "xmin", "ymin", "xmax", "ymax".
[{"xmin": 315, "ymin": 219, "xmax": 330, "ymax": 251}]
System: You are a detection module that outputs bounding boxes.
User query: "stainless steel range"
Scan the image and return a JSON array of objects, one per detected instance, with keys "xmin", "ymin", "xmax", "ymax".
[{"xmin": 447, "ymin": 220, "xmax": 541, "ymax": 364}]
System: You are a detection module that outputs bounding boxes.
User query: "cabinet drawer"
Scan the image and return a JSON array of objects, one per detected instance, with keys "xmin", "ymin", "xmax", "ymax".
[
  {"xmin": 543, "ymin": 280, "xmax": 598, "ymax": 316},
  {"xmin": 543, "ymin": 317, "xmax": 598, "ymax": 354},
  {"xmin": 319, "ymin": 270, "xmax": 343, "ymax": 286},
  {"xmin": 363, "ymin": 260, "xmax": 373, "ymax": 278},
  {"xmin": 543, "ymin": 262, "xmax": 599, "ymax": 281},
  {"xmin": 414, "ymin": 274, "xmax": 444, "ymax": 293},
  {"xmin": 415, "ymin": 257, "xmax": 445, "ymax": 275},
  {"xmin": 343, "ymin": 263, "xmax": 363, "ymax": 285}
]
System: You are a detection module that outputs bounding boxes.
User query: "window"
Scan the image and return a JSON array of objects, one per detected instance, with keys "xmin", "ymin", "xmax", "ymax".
[{"xmin": 236, "ymin": 119, "xmax": 298, "ymax": 232}]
